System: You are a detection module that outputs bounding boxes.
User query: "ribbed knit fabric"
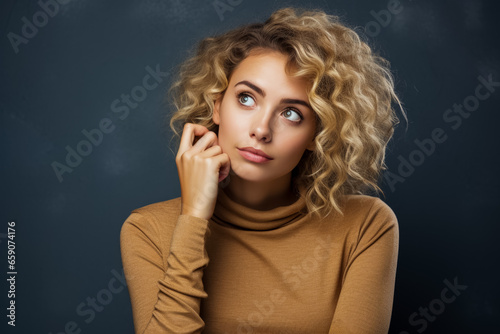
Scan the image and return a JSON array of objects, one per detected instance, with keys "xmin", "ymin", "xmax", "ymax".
[{"xmin": 120, "ymin": 185, "xmax": 399, "ymax": 334}]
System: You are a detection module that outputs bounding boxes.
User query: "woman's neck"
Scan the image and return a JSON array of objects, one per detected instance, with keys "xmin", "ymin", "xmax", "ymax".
[{"xmin": 221, "ymin": 172, "xmax": 298, "ymax": 211}]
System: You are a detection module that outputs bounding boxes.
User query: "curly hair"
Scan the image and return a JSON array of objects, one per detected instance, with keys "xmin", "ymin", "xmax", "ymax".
[{"xmin": 166, "ymin": 6, "xmax": 407, "ymax": 219}]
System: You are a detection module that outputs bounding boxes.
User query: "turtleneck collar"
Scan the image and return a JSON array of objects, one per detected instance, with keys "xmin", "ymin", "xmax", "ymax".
[{"xmin": 211, "ymin": 184, "xmax": 308, "ymax": 231}]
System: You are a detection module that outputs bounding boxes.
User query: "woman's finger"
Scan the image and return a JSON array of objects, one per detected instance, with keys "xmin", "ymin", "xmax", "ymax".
[{"xmin": 177, "ymin": 123, "xmax": 209, "ymax": 156}]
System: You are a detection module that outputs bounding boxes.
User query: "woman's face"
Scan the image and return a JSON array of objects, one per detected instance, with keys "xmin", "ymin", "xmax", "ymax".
[{"xmin": 213, "ymin": 49, "xmax": 317, "ymax": 183}]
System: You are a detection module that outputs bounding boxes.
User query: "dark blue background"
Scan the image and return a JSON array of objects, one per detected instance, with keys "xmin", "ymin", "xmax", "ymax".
[{"xmin": 1, "ymin": 0, "xmax": 499, "ymax": 333}]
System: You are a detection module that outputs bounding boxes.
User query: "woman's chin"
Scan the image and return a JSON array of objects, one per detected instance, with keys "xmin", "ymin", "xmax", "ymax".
[{"xmin": 232, "ymin": 167, "xmax": 284, "ymax": 185}]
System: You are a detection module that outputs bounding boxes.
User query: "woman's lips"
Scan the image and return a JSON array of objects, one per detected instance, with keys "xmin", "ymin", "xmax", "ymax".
[{"xmin": 237, "ymin": 148, "xmax": 273, "ymax": 163}]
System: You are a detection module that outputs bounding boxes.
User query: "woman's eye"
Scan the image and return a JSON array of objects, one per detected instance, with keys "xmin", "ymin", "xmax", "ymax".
[
  {"xmin": 283, "ymin": 109, "xmax": 303, "ymax": 123},
  {"xmin": 238, "ymin": 93, "xmax": 255, "ymax": 107}
]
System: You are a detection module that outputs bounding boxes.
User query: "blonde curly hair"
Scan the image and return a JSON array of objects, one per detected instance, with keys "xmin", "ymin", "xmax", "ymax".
[{"xmin": 166, "ymin": 7, "xmax": 407, "ymax": 219}]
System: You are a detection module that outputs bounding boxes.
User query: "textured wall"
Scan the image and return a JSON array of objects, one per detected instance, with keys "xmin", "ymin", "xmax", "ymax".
[{"xmin": 1, "ymin": 0, "xmax": 499, "ymax": 333}]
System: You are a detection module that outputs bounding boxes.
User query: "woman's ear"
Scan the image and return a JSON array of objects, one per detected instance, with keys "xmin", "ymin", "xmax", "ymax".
[{"xmin": 213, "ymin": 94, "xmax": 222, "ymax": 125}]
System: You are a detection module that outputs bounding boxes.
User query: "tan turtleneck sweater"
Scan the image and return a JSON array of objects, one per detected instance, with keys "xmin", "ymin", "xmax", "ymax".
[{"xmin": 120, "ymin": 185, "xmax": 399, "ymax": 334}]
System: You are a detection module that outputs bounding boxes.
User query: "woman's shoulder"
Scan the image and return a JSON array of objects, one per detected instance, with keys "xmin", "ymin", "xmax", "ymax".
[
  {"xmin": 120, "ymin": 197, "xmax": 184, "ymax": 269},
  {"xmin": 120, "ymin": 196, "xmax": 183, "ymax": 240},
  {"xmin": 319, "ymin": 194, "xmax": 399, "ymax": 253},
  {"xmin": 131, "ymin": 196, "xmax": 183, "ymax": 221},
  {"xmin": 338, "ymin": 194, "xmax": 398, "ymax": 229},
  {"xmin": 343, "ymin": 193, "xmax": 396, "ymax": 213}
]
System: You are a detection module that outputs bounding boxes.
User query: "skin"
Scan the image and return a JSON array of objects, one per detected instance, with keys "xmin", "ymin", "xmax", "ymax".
[
  {"xmin": 212, "ymin": 49, "xmax": 317, "ymax": 210},
  {"xmin": 176, "ymin": 122, "xmax": 230, "ymax": 220}
]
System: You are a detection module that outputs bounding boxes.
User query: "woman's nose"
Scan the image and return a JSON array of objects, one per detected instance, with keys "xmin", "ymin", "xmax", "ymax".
[{"xmin": 250, "ymin": 107, "xmax": 273, "ymax": 142}]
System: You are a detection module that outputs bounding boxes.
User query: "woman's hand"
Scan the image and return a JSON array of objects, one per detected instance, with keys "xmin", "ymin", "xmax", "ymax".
[{"xmin": 176, "ymin": 123, "xmax": 230, "ymax": 220}]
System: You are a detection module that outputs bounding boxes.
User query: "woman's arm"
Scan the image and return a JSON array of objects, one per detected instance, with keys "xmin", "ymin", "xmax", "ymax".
[
  {"xmin": 120, "ymin": 210, "xmax": 210, "ymax": 334},
  {"xmin": 328, "ymin": 199, "xmax": 399, "ymax": 334}
]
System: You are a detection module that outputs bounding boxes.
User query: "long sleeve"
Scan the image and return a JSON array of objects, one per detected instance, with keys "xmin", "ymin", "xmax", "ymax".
[
  {"xmin": 120, "ymin": 210, "xmax": 210, "ymax": 334},
  {"xmin": 328, "ymin": 199, "xmax": 400, "ymax": 334}
]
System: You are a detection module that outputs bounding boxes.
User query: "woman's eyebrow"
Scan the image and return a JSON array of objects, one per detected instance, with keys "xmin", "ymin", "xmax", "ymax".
[
  {"xmin": 234, "ymin": 80, "xmax": 312, "ymax": 110},
  {"xmin": 235, "ymin": 80, "xmax": 265, "ymax": 97},
  {"xmin": 281, "ymin": 98, "xmax": 312, "ymax": 110}
]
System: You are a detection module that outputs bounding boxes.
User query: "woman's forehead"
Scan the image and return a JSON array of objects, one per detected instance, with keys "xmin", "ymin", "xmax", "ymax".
[{"xmin": 229, "ymin": 52, "xmax": 309, "ymax": 94}]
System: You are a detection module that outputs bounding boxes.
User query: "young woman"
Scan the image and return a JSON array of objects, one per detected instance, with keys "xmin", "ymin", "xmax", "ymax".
[{"xmin": 121, "ymin": 7, "xmax": 406, "ymax": 334}]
